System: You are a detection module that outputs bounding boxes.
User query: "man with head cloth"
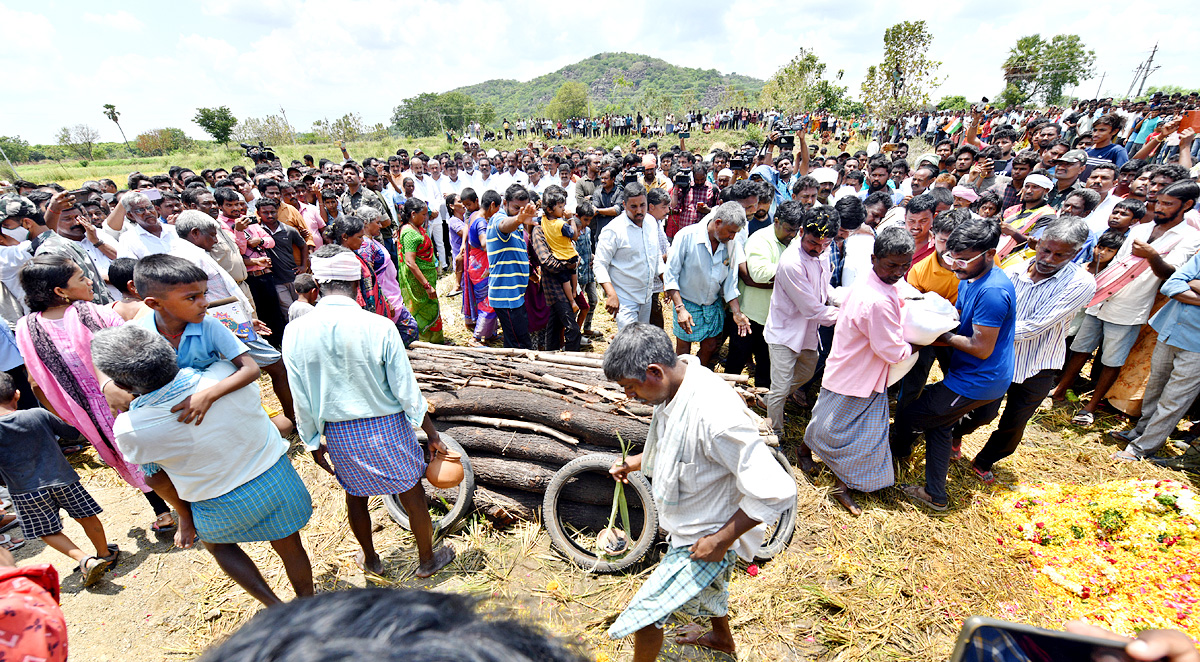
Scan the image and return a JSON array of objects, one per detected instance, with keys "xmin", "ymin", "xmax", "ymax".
[{"xmin": 283, "ymin": 245, "xmax": 455, "ymax": 579}]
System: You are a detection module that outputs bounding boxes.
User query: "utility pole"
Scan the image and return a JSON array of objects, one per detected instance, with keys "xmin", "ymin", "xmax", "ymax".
[
  {"xmin": 1126, "ymin": 62, "xmax": 1144, "ymax": 99},
  {"xmin": 1095, "ymin": 72, "xmax": 1106, "ymax": 99},
  {"xmin": 1136, "ymin": 42, "xmax": 1159, "ymax": 98}
]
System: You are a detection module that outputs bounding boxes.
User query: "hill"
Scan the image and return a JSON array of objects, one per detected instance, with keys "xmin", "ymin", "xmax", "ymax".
[{"xmin": 448, "ymin": 52, "xmax": 764, "ymax": 119}]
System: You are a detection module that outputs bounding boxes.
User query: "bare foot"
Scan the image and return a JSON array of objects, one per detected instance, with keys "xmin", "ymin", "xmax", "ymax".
[
  {"xmin": 831, "ymin": 486, "xmax": 862, "ymax": 516},
  {"xmin": 674, "ymin": 623, "xmax": 736, "ymax": 655},
  {"xmin": 796, "ymin": 445, "xmax": 819, "ymax": 475},
  {"xmin": 355, "ymin": 550, "xmax": 385, "ymax": 576},
  {"xmin": 415, "ymin": 545, "xmax": 455, "ymax": 578}
]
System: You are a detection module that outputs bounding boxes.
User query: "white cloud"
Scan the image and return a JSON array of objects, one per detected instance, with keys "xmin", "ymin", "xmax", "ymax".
[
  {"xmin": 83, "ymin": 10, "xmax": 144, "ymax": 31},
  {"xmin": 5, "ymin": 0, "xmax": 1194, "ymax": 144}
]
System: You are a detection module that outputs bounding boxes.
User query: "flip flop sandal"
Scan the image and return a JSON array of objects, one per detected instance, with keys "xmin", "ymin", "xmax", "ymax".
[
  {"xmin": 971, "ymin": 464, "xmax": 996, "ymax": 485},
  {"xmin": 899, "ymin": 484, "xmax": 948, "ymax": 512},
  {"xmin": 949, "ymin": 440, "xmax": 963, "ymax": 462},
  {"xmin": 151, "ymin": 515, "xmax": 178, "ymax": 534},
  {"xmin": 0, "ymin": 534, "xmax": 25, "ymax": 552},
  {"xmin": 1109, "ymin": 429, "xmax": 1138, "ymax": 443},
  {"xmin": 59, "ymin": 445, "xmax": 85, "ymax": 454},
  {"xmin": 0, "ymin": 513, "xmax": 20, "ymax": 534},
  {"xmin": 79, "ymin": 556, "xmax": 107, "ymax": 587},
  {"xmin": 1111, "ymin": 450, "xmax": 1139, "ymax": 462},
  {"xmin": 1071, "ymin": 411, "xmax": 1095, "ymax": 426}
]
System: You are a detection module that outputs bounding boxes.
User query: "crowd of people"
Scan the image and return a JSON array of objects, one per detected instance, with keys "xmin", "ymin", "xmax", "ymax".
[{"xmin": 0, "ymin": 91, "xmax": 1197, "ymax": 659}]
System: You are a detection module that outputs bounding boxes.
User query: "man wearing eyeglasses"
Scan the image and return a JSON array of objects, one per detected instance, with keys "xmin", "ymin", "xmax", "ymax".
[{"xmin": 891, "ymin": 217, "xmax": 1016, "ymax": 512}]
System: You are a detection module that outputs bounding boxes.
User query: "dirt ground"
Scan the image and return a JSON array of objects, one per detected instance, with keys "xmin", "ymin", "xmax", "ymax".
[{"xmin": 10, "ymin": 277, "xmax": 1197, "ymax": 661}]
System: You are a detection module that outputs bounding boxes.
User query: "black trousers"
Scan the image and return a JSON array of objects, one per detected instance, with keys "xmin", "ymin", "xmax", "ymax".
[
  {"xmin": 896, "ymin": 345, "xmax": 952, "ymax": 411},
  {"xmin": 545, "ymin": 299, "xmax": 581, "ymax": 351},
  {"xmin": 5, "ymin": 366, "xmax": 39, "ymax": 410},
  {"xmin": 724, "ymin": 320, "xmax": 771, "ymax": 388},
  {"xmin": 245, "ymin": 272, "xmax": 285, "ymax": 347},
  {"xmin": 952, "ymin": 369, "xmax": 1059, "ymax": 472},
  {"xmin": 892, "ymin": 382, "xmax": 995, "ymax": 505},
  {"xmin": 495, "ymin": 306, "xmax": 532, "ymax": 349}
]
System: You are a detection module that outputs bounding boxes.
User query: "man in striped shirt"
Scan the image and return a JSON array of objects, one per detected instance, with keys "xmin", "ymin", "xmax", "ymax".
[
  {"xmin": 486, "ymin": 185, "xmax": 538, "ymax": 349},
  {"xmin": 949, "ymin": 216, "xmax": 1095, "ymax": 484}
]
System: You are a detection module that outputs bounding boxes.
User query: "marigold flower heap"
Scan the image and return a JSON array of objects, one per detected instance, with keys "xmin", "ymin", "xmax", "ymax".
[{"xmin": 995, "ymin": 478, "xmax": 1200, "ymax": 637}]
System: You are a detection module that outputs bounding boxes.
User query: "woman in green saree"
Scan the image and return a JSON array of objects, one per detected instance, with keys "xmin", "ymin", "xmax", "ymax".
[{"xmin": 397, "ymin": 198, "xmax": 444, "ymax": 343}]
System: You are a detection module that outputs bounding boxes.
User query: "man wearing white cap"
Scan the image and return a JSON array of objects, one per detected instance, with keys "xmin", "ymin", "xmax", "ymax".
[
  {"xmin": 283, "ymin": 245, "xmax": 455, "ymax": 579},
  {"xmin": 810, "ymin": 168, "xmax": 839, "ymax": 207},
  {"xmin": 996, "ymin": 173, "xmax": 1055, "ymax": 262}
]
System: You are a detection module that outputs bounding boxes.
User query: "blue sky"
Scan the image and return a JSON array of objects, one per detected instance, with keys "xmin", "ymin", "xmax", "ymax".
[{"xmin": 3, "ymin": 0, "xmax": 1192, "ymax": 144}]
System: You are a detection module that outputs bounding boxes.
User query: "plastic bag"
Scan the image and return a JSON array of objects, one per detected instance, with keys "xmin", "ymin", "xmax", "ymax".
[{"xmin": 899, "ymin": 292, "xmax": 959, "ymax": 346}]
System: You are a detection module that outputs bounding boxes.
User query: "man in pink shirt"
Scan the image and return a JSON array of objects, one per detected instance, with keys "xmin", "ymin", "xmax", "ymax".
[
  {"xmin": 804, "ymin": 227, "xmax": 916, "ymax": 515},
  {"xmin": 763, "ymin": 203, "xmax": 838, "ymax": 454}
]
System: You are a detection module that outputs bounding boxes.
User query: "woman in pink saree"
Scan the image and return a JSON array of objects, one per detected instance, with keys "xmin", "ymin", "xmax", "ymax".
[{"xmin": 15, "ymin": 255, "xmax": 176, "ymax": 533}]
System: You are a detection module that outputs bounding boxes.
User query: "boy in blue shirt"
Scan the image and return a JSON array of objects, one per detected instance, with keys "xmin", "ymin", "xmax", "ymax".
[
  {"xmin": 892, "ymin": 217, "xmax": 1016, "ymax": 511},
  {"xmin": 119, "ymin": 255, "xmax": 262, "ymax": 426}
]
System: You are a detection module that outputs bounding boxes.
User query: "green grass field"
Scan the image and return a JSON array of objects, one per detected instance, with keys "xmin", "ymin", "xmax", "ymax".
[{"xmin": 7, "ymin": 126, "xmax": 856, "ymax": 190}]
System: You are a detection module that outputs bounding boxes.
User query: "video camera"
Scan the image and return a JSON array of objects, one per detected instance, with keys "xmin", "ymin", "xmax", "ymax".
[
  {"xmin": 773, "ymin": 121, "xmax": 802, "ymax": 150},
  {"xmin": 239, "ymin": 141, "xmax": 277, "ymax": 164},
  {"xmin": 673, "ymin": 168, "xmax": 692, "ymax": 189},
  {"xmin": 623, "ymin": 167, "xmax": 644, "ymax": 186}
]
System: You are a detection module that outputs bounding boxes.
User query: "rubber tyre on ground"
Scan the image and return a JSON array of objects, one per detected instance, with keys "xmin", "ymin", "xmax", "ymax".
[
  {"xmin": 543, "ymin": 454, "xmax": 658, "ymax": 573},
  {"xmin": 384, "ymin": 432, "xmax": 475, "ymax": 537},
  {"xmin": 754, "ymin": 447, "xmax": 797, "ymax": 561}
]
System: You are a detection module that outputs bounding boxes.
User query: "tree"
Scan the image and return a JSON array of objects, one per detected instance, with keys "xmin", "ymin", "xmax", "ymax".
[
  {"xmin": 231, "ymin": 115, "xmax": 293, "ymax": 146},
  {"xmin": 546, "ymin": 81, "xmax": 590, "ymax": 121},
  {"xmin": 1002, "ymin": 34, "xmax": 1095, "ymax": 106},
  {"xmin": 0, "ymin": 136, "xmax": 32, "ymax": 163},
  {"xmin": 135, "ymin": 128, "xmax": 194, "ymax": 156},
  {"xmin": 56, "ymin": 124, "xmax": 101, "ymax": 161},
  {"xmin": 103, "ymin": 104, "xmax": 133, "ymax": 154},
  {"xmin": 759, "ymin": 48, "xmax": 848, "ymax": 114},
  {"xmin": 194, "ymin": 106, "xmax": 238, "ymax": 146},
  {"xmin": 391, "ymin": 92, "xmax": 494, "ymax": 137},
  {"xmin": 860, "ymin": 21, "xmax": 943, "ymax": 122},
  {"xmin": 937, "ymin": 95, "xmax": 970, "ymax": 111},
  {"xmin": 311, "ymin": 113, "xmax": 366, "ymax": 143}
]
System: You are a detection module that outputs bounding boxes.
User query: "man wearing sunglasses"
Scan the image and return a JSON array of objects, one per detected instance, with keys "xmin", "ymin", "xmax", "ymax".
[{"xmin": 891, "ymin": 217, "xmax": 1016, "ymax": 512}]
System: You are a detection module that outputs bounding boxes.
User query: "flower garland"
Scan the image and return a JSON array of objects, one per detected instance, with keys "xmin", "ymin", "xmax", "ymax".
[{"xmin": 994, "ymin": 479, "xmax": 1200, "ymax": 638}]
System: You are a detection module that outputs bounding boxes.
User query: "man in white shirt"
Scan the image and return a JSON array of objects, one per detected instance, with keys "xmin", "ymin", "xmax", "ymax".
[
  {"xmin": 117, "ymin": 191, "xmax": 175, "ymax": 259},
  {"xmin": 603, "ymin": 323, "xmax": 796, "ymax": 661},
  {"xmin": 1052, "ymin": 180, "xmax": 1200, "ymax": 425},
  {"xmin": 1083, "ymin": 163, "xmax": 1120, "ymax": 233},
  {"xmin": 594, "ymin": 183, "xmax": 666, "ymax": 330},
  {"xmin": 423, "ymin": 159, "xmax": 452, "ymax": 267}
]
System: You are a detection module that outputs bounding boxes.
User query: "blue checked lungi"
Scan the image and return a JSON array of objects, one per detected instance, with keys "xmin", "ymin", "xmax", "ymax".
[
  {"xmin": 608, "ymin": 546, "xmax": 737, "ymax": 639},
  {"xmin": 182, "ymin": 454, "xmax": 312, "ymax": 544},
  {"xmin": 672, "ymin": 299, "xmax": 725, "ymax": 342},
  {"xmin": 803, "ymin": 388, "xmax": 894, "ymax": 492},
  {"xmin": 323, "ymin": 412, "xmax": 426, "ymax": 497},
  {"xmin": 11, "ymin": 482, "xmax": 103, "ymax": 539}
]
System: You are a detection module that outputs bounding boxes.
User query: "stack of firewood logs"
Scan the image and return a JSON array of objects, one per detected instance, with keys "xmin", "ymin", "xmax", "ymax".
[{"xmin": 408, "ymin": 342, "xmax": 767, "ymax": 526}]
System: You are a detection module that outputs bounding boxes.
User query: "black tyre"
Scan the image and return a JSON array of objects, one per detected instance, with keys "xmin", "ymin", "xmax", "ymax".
[
  {"xmin": 543, "ymin": 454, "xmax": 658, "ymax": 573},
  {"xmin": 384, "ymin": 432, "xmax": 475, "ymax": 537},
  {"xmin": 754, "ymin": 447, "xmax": 797, "ymax": 561}
]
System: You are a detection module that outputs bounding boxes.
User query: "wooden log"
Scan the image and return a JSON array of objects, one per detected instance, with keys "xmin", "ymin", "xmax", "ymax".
[
  {"xmin": 426, "ymin": 388, "xmax": 649, "ymax": 449},
  {"xmin": 437, "ymin": 424, "xmax": 593, "ymax": 465},
  {"xmin": 437, "ymin": 415, "xmax": 580, "ymax": 445}
]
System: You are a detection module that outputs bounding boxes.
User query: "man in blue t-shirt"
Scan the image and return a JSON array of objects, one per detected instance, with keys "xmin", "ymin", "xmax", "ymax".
[
  {"xmin": 485, "ymin": 184, "xmax": 538, "ymax": 349},
  {"xmin": 891, "ymin": 217, "xmax": 1016, "ymax": 511}
]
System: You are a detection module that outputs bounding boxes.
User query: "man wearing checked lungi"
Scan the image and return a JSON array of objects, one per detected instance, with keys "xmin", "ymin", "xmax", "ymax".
[
  {"xmin": 804, "ymin": 227, "xmax": 916, "ymax": 516},
  {"xmin": 663, "ymin": 201, "xmax": 753, "ymax": 368},
  {"xmin": 94, "ymin": 325, "xmax": 315, "ymax": 606},
  {"xmin": 603, "ymin": 323, "xmax": 796, "ymax": 660},
  {"xmin": 284, "ymin": 245, "xmax": 455, "ymax": 578}
]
